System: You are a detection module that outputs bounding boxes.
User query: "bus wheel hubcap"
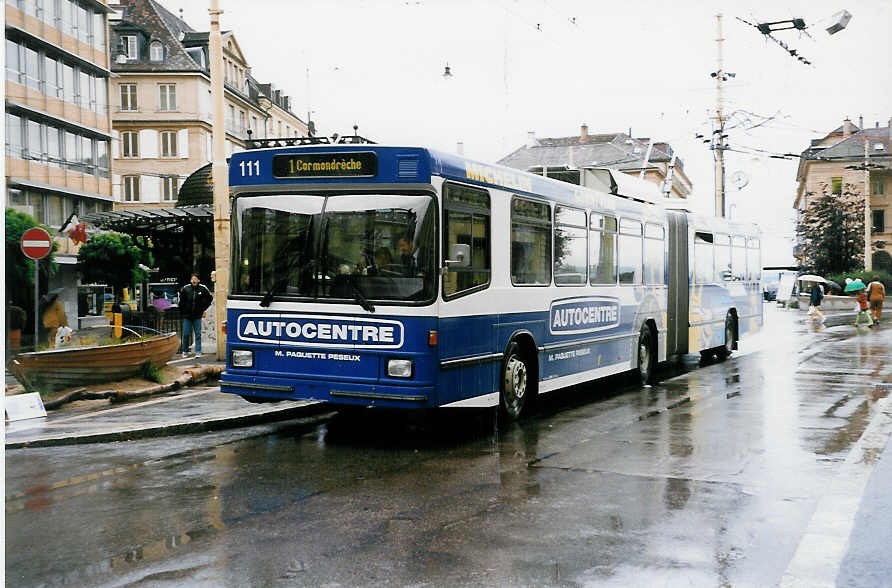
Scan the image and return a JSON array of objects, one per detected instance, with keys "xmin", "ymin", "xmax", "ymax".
[{"xmin": 506, "ymin": 356, "xmax": 526, "ymax": 401}]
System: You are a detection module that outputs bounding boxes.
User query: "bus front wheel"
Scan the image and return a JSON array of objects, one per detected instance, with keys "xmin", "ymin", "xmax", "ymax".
[
  {"xmin": 501, "ymin": 342, "xmax": 530, "ymax": 420},
  {"xmin": 637, "ymin": 326, "xmax": 655, "ymax": 386}
]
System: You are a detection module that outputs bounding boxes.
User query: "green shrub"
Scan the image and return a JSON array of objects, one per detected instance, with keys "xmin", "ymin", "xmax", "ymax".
[{"xmin": 141, "ymin": 360, "xmax": 162, "ymax": 383}]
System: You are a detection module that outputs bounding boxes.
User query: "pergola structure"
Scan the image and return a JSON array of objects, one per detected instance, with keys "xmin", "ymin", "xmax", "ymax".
[{"xmin": 82, "ymin": 164, "xmax": 216, "ymax": 283}]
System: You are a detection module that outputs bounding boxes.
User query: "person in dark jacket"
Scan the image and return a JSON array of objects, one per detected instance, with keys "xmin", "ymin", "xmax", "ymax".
[
  {"xmin": 179, "ymin": 273, "xmax": 213, "ymax": 357},
  {"xmin": 808, "ymin": 283, "xmax": 825, "ymax": 323}
]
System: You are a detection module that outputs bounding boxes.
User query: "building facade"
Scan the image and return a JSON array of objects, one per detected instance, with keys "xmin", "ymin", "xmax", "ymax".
[
  {"xmin": 794, "ymin": 117, "xmax": 892, "ymax": 254},
  {"xmin": 497, "ymin": 125, "xmax": 693, "ymax": 199},
  {"xmin": 108, "ymin": 0, "xmax": 307, "ymax": 211},
  {"xmin": 5, "ymin": 0, "xmax": 115, "ymax": 243},
  {"xmin": 6, "ymin": 0, "xmax": 115, "ymax": 324}
]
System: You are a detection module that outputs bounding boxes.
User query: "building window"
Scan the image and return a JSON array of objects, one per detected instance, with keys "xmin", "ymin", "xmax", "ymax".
[
  {"xmin": 831, "ymin": 176, "xmax": 842, "ymax": 196},
  {"xmin": 158, "ymin": 84, "xmax": 176, "ymax": 111},
  {"xmin": 121, "ymin": 131, "xmax": 138, "ymax": 158},
  {"xmin": 6, "ymin": 113, "xmax": 23, "ymax": 158},
  {"xmin": 160, "ymin": 131, "xmax": 177, "ymax": 158},
  {"xmin": 6, "ymin": 39, "xmax": 21, "ymax": 84},
  {"xmin": 162, "ymin": 175, "xmax": 178, "ymax": 202},
  {"xmin": 872, "ymin": 179, "xmax": 885, "ymax": 196},
  {"xmin": 873, "ymin": 210, "xmax": 885, "ymax": 234},
  {"xmin": 123, "ymin": 175, "xmax": 139, "ymax": 201},
  {"xmin": 120, "ymin": 83, "xmax": 137, "ymax": 111},
  {"xmin": 149, "ymin": 41, "xmax": 163, "ymax": 62},
  {"xmin": 120, "ymin": 34, "xmax": 137, "ymax": 60}
]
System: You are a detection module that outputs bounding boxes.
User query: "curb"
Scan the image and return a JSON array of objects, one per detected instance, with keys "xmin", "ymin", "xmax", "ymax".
[{"xmin": 6, "ymin": 400, "xmax": 332, "ymax": 449}]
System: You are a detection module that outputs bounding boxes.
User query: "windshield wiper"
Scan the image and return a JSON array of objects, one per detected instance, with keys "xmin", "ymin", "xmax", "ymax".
[
  {"xmin": 260, "ymin": 258, "xmax": 314, "ymax": 307},
  {"xmin": 347, "ymin": 276, "xmax": 375, "ymax": 313}
]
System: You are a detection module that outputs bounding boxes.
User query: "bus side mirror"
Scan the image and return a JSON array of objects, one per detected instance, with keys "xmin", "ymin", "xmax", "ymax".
[{"xmin": 444, "ymin": 243, "xmax": 471, "ymax": 270}]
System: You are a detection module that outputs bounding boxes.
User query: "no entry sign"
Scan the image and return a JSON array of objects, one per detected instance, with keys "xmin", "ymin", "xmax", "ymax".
[{"xmin": 21, "ymin": 227, "xmax": 53, "ymax": 260}]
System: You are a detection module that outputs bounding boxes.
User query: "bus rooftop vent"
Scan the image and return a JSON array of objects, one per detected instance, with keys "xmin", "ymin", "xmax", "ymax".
[{"xmin": 397, "ymin": 156, "xmax": 419, "ymax": 178}]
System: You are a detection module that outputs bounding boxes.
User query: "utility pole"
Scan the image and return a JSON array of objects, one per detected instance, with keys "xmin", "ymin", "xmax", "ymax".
[
  {"xmin": 714, "ymin": 13, "xmax": 727, "ymax": 218},
  {"xmin": 864, "ymin": 139, "xmax": 872, "ymax": 271},
  {"xmin": 209, "ymin": 0, "xmax": 230, "ymax": 360}
]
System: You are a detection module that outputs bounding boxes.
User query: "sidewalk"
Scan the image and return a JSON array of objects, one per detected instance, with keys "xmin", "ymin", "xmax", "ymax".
[{"xmin": 5, "ymin": 353, "xmax": 325, "ymax": 449}]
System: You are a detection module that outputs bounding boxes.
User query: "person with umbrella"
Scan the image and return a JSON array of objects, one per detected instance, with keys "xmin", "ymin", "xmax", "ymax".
[
  {"xmin": 845, "ymin": 279, "xmax": 872, "ymax": 327},
  {"xmin": 807, "ymin": 281, "xmax": 825, "ymax": 323}
]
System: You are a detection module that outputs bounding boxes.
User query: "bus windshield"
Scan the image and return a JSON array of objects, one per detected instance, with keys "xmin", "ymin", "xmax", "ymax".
[{"xmin": 233, "ymin": 193, "xmax": 437, "ymax": 304}]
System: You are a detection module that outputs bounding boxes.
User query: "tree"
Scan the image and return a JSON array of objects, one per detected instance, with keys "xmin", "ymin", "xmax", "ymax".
[
  {"xmin": 795, "ymin": 182, "xmax": 865, "ymax": 275},
  {"xmin": 5, "ymin": 208, "xmax": 58, "ymax": 311},
  {"xmin": 78, "ymin": 232, "xmax": 153, "ymax": 297}
]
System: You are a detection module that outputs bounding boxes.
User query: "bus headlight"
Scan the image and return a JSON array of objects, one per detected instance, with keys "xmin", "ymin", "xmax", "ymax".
[
  {"xmin": 231, "ymin": 349, "xmax": 254, "ymax": 368},
  {"xmin": 387, "ymin": 359, "xmax": 413, "ymax": 378}
]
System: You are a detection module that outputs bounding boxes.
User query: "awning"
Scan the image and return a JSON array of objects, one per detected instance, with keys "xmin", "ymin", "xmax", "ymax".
[{"xmin": 82, "ymin": 205, "xmax": 212, "ymax": 233}]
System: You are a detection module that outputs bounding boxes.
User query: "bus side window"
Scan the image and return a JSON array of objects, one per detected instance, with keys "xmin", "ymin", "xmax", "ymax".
[
  {"xmin": 694, "ymin": 231, "xmax": 714, "ymax": 284},
  {"xmin": 644, "ymin": 223, "xmax": 665, "ymax": 285},
  {"xmin": 715, "ymin": 233, "xmax": 731, "ymax": 281},
  {"xmin": 590, "ymin": 214, "xmax": 617, "ymax": 285},
  {"xmin": 511, "ymin": 197, "xmax": 552, "ymax": 286},
  {"xmin": 618, "ymin": 218, "xmax": 643, "ymax": 285},
  {"xmin": 747, "ymin": 238, "xmax": 760, "ymax": 281},
  {"xmin": 554, "ymin": 206, "xmax": 587, "ymax": 286},
  {"xmin": 443, "ymin": 182, "xmax": 491, "ymax": 298},
  {"xmin": 731, "ymin": 236, "xmax": 746, "ymax": 281}
]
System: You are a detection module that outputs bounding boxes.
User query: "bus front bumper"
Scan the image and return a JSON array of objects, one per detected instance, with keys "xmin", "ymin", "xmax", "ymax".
[{"xmin": 220, "ymin": 373, "xmax": 436, "ymax": 408}]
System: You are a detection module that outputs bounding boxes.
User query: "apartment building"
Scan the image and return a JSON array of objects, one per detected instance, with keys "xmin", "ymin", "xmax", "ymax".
[
  {"xmin": 794, "ymin": 117, "xmax": 892, "ymax": 252},
  {"xmin": 6, "ymin": 0, "xmax": 115, "ymax": 324},
  {"xmin": 5, "ymin": 0, "xmax": 115, "ymax": 246},
  {"xmin": 108, "ymin": 0, "xmax": 307, "ymax": 211},
  {"xmin": 498, "ymin": 125, "xmax": 693, "ymax": 199}
]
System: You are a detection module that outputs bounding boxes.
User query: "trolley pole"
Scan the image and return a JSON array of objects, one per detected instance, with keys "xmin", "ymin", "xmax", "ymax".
[
  {"xmin": 209, "ymin": 0, "xmax": 230, "ymax": 360},
  {"xmin": 864, "ymin": 139, "xmax": 872, "ymax": 271},
  {"xmin": 713, "ymin": 13, "xmax": 727, "ymax": 218}
]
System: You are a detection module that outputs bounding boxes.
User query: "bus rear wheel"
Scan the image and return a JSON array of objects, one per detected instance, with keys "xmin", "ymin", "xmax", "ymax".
[
  {"xmin": 637, "ymin": 326, "xmax": 655, "ymax": 385},
  {"xmin": 500, "ymin": 342, "xmax": 531, "ymax": 420},
  {"xmin": 715, "ymin": 316, "xmax": 736, "ymax": 360}
]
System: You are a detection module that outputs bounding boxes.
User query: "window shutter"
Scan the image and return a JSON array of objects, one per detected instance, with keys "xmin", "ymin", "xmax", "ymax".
[
  {"xmin": 142, "ymin": 175, "xmax": 160, "ymax": 203},
  {"xmin": 111, "ymin": 130, "xmax": 119, "ymax": 159},
  {"xmin": 139, "ymin": 129, "xmax": 158, "ymax": 158},
  {"xmin": 113, "ymin": 173, "xmax": 121, "ymax": 201},
  {"xmin": 178, "ymin": 128, "xmax": 189, "ymax": 158}
]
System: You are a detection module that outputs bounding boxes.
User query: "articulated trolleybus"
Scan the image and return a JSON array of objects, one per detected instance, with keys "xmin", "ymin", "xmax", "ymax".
[{"xmin": 221, "ymin": 136, "xmax": 763, "ymax": 418}]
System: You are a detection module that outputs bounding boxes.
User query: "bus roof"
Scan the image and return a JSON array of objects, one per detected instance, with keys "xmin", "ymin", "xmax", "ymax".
[{"xmin": 229, "ymin": 144, "xmax": 665, "ymax": 217}]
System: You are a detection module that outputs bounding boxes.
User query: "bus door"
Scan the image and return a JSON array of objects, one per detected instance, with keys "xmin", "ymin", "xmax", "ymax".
[
  {"xmin": 438, "ymin": 181, "xmax": 497, "ymax": 404},
  {"xmin": 666, "ymin": 211, "xmax": 689, "ymax": 356}
]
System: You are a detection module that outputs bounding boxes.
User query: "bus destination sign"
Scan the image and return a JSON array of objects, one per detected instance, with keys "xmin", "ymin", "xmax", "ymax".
[{"xmin": 272, "ymin": 152, "xmax": 377, "ymax": 179}]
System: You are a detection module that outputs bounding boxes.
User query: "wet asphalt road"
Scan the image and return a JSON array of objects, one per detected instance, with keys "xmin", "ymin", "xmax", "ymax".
[{"xmin": 6, "ymin": 305, "xmax": 892, "ymax": 587}]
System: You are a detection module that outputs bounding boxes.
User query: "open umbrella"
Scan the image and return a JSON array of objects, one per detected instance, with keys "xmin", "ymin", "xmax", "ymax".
[
  {"xmin": 824, "ymin": 280, "xmax": 842, "ymax": 292},
  {"xmin": 797, "ymin": 274, "xmax": 826, "ymax": 283},
  {"xmin": 844, "ymin": 279, "xmax": 866, "ymax": 293}
]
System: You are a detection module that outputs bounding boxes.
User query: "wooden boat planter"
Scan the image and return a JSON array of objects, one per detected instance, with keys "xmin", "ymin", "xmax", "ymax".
[{"xmin": 10, "ymin": 332, "xmax": 180, "ymax": 389}]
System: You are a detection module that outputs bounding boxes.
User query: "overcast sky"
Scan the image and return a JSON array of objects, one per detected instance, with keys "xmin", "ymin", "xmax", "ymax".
[{"xmin": 173, "ymin": 0, "xmax": 891, "ymax": 266}]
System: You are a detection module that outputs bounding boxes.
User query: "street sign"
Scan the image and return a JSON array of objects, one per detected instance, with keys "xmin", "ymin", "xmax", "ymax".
[{"xmin": 21, "ymin": 227, "xmax": 53, "ymax": 260}]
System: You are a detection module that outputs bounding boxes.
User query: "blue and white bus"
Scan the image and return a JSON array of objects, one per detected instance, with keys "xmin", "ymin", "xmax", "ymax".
[{"xmin": 220, "ymin": 137, "xmax": 762, "ymax": 418}]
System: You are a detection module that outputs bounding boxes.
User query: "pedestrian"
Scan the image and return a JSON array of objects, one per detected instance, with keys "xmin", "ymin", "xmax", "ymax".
[
  {"xmin": 179, "ymin": 273, "xmax": 213, "ymax": 357},
  {"xmin": 808, "ymin": 283, "xmax": 825, "ymax": 323},
  {"xmin": 853, "ymin": 284, "xmax": 873, "ymax": 328},
  {"xmin": 867, "ymin": 275, "xmax": 885, "ymax": 324}
]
